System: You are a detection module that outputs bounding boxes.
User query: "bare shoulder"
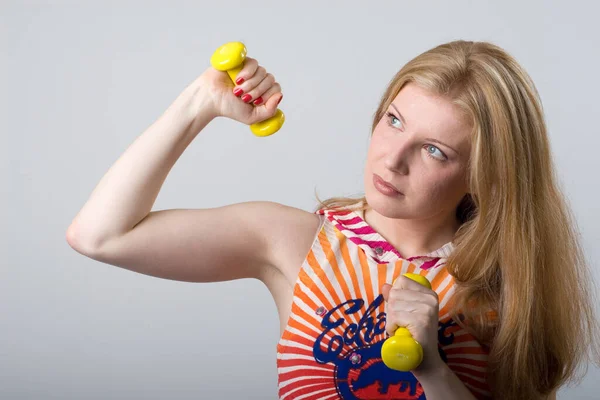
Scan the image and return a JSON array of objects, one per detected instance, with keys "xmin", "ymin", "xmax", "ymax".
[{"xmin": 259, "ymin": 201, "xmax": 324, "ymax": 280}]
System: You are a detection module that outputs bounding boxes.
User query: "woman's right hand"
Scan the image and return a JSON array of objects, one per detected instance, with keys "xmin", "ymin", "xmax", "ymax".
[{"xmin": 195, "ymin": 56, "xmax": 283, "ymax": 126}]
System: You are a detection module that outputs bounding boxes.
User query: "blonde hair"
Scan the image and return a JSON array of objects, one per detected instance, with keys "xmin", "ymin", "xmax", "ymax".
[{"xmin": 316, "ymin": 40, "xmax": 600, "ymax": 399}]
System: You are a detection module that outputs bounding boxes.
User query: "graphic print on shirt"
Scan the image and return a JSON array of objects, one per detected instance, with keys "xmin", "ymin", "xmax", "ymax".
[
  {"xmin": 277, "ymin": 207, "xmax": 491, "ymax": 400},
  {"xmin": 310, "ymin": 294, "xmax": 459, "ymax": 399}
]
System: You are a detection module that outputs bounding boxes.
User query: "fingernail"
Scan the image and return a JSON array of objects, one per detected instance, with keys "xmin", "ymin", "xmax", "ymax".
[
  {"xmin": 277, "ymin": 95, "xmax": 283, "ymax": 105},
  {"xmin": 241, "ymin": 94, "xmax": 252, "ymax": 103},
  {"xmin": 253, "ymin": 96, "xmax": 263, "ymax": 105},
  {"xmin": 233, "ymin": 88, "xmax": 243, "ymax": 97},
  {"xmin": 235, "ymin": 77, "xmax": 245, "ymax": 85}
]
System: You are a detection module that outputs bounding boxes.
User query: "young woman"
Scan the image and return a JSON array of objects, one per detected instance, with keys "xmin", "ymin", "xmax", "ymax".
[{"xmin": 66, "ymin": 40, "xmax": 599, "ymax": 399}]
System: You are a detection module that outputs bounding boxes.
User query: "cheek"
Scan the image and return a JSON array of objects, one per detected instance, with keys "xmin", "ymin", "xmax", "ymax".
[
  {"xmin": 365, "ymin": 139, "xmax": 379, "ymax": 166},
  {"xmin": 367, "ymin": 133, "xmax": 388, "ymax": 159},
  {"xmin": 419, "ymin": 169, "xmax": 466, "ymax": 200}
]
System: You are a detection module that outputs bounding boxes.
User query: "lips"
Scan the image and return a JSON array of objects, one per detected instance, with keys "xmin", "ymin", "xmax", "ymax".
[{"xmin": 373, "ymin": 174, "xmax": 403, "ymax": 195}]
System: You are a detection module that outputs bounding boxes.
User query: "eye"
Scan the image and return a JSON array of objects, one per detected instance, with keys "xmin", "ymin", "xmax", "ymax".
[
  {"xmin": 385, "ymin": 112, "xmax": 403, "ymax": 129},
  {"xmin": 425, "ymin": 145, "xmax": 447, "ymax": 161}
]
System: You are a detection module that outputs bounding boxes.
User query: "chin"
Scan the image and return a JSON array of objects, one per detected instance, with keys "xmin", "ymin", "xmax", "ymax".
[{"xmin": 365, "ymin": 187, "xmax": 411, "ymax": 219}]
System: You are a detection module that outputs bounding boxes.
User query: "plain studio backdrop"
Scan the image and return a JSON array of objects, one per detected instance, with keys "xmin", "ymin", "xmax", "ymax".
[{"xmin": 2, "ymin": 1, "xmax": 599, "ymax": 399}]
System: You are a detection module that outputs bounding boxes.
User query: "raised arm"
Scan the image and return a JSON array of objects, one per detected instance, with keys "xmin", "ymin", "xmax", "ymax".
[{"xmin": 65, "ymin": 59, "xmax": 309, "ymax": 283}]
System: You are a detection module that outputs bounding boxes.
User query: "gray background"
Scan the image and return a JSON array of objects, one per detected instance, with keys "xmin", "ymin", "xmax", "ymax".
[{"xmin": 2, "ymin": 1, "xmax": 599, "ymax": 399}]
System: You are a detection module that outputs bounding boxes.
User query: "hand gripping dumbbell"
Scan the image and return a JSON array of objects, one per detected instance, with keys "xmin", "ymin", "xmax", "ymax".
[
  {"xmin": 381, "ymin": 273, "xmax": 433, "ymax": 371},
  {"xmin": 210, "ymin": 42, "xmax": 285, "ymax": 137}
]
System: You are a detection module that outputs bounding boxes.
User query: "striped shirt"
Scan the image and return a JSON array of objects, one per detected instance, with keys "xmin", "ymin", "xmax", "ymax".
[{"xmin": 276, "ymin": 202, "xmax": 491, "ymax": 399}]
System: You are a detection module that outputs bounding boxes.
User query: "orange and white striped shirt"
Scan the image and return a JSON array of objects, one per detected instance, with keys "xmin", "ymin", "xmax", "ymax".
[{"xmin": 276, "ymin": 202, "xmax": 491, "ymax": 399}]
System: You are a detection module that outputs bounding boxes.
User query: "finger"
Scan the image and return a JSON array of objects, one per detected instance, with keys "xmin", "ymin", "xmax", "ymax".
[
  {"xmin": 252, "ymin": 81, "xmax": 281, "ymax": 106},
  {"xmin": 394, "ymin": 275, "xmax": 436, "ymax": 296},
  {"xmin": 387, "ymin": 288, "xmax": 439, "ymax": 315},
  {"xmin": 244, "ymin": 73, "xmax": 275, "ymax": 105},
  {"xmin": 389, "ymin": 299, "xmax": 430, "ymax": 314},
  {"xmin": 386, "ymin": 310, "xmax": 430, "ymax": 337},
  {"xmin": 233, "ymin": 57, "xmax": 259, "ymax": 85},
  {"xmin": 381, "ymin": 283, "xmax": 392, "ymax": 302},
  {"xmin": 386, "ymin": 310, "xmax": 415, "ymax": 336},
  {"xmin": 251, "ymin": 92, "xmax": 283, "ymax": 122},
  {"xmin": 236, "ymin": 66, "xmax": 268, "ymax": 103},
  {"xmin": 388, "ymin": 286, "xmax": 435, "ymax": 303}
]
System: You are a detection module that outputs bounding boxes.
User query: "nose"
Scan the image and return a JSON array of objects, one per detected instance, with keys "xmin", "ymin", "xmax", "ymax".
[{"xmin": 383, "ymin": 141, "xmax": 411, "ymax": 175}]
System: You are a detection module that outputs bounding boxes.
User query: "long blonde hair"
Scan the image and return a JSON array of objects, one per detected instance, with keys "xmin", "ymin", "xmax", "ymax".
[{"xmin": 316, "ymin": 40, "xmax": 600, "ymax": 399}]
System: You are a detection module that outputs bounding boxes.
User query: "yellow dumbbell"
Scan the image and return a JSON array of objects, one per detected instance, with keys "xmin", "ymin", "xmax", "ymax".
[
  {"xmin": 210, "ymin": 42, "xmax": 285, "ymax": 137},
  {"xmin": 381, "ymin": 272, "xmax": 432, "ymax": 371}
]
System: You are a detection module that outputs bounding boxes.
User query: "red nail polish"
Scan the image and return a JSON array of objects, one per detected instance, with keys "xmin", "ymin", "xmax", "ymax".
[
  {"xmin": 253, "ymin": 96, "xmax": 263, "ymax": 105},
  {"xmin": 233, "ymin": 88, "xmax": 243, "ymax": 96},
  {"xmin": 235, "ymin": 77, "xmax": 245, "ymax": 85},
  {"xmin": 277, "ymin": 95, "xmax": 283, "ymax": 105},
  {"xmin": 241, "ymin": 94, "xmax": 252, "ymax": 103}
]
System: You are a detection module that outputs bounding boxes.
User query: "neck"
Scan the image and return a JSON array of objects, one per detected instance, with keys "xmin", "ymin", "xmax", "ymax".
[{"xmin": 363, "ymin": 206, "xmax": 460, "ymax": 258}]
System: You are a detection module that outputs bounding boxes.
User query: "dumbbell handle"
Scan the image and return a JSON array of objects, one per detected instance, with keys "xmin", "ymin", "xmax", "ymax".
[{"xmin": 210, "ymin": 42, "xmax": 285, "ymax": 137}]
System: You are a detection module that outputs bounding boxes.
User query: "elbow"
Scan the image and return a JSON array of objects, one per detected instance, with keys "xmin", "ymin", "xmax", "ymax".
[{"xmin": 65, "ymin": 221, "xmax": 105, "ymax": 258}]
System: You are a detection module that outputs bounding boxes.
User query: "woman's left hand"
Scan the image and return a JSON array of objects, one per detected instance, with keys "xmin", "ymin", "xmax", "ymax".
[{"xmin": 381, "ymin": 275, "xmax": 445, "ymax": 375}]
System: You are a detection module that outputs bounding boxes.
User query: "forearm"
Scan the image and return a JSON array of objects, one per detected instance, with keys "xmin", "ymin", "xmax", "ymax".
[
  {"xmin": 68, "ymin": 78, "xmax": 214, "ymax": 250},
  {"xmin": 414, "ymin": 362, "xmax": 478, "ymax": 400}
]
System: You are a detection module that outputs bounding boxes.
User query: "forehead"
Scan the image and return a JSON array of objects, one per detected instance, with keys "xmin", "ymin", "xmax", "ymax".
[{"xmin": 391, "ymin": 83, "xmax": 472, "ymax": 152}]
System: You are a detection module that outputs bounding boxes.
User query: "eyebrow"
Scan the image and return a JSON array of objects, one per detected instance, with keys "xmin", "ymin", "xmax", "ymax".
[
  {"xmin": 425, "ymin": 138, "xmax": 459, "ymax": 155},
  {"xmin": 389, "ymin": 103, "xmax": 459, "ymax": 155},
  {"xmin": 390, "ymin": 104, "xmax": 407, "ymax": 126}
]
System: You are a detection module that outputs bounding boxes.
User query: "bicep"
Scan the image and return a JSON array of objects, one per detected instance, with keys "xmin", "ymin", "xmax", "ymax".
[{"xmin": 81, "ymin": 202, "xmax": 279, "ymax": 283}]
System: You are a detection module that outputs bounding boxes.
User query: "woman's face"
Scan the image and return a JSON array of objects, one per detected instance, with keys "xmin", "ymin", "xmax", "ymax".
[{"xmin": 364, "ymin": 83, "xmax": 472, "ymax": 221}]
